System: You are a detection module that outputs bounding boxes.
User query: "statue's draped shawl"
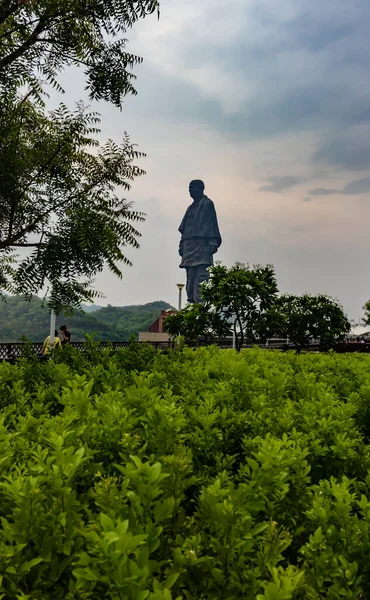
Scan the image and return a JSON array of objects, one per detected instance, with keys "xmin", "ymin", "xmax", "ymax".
[{"xmin": 178, "ymin": 196, "xmax": 222, "ymax": 246}]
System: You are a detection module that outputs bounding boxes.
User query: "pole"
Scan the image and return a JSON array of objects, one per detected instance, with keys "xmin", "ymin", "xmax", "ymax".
[
  {"xmin": 177, "ymin": 284, "xmax": 184, "ymax": 311},
  {"xmin": 49, "ymin": 310, "xmax": 56, "ymax": 349}
]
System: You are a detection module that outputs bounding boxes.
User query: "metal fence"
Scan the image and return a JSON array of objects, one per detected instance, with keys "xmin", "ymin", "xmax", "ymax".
[
  {"xmin": 0, "ymin": 340, "xmax": 175, "ymax": 360},
  {"xmin": 0, "ymin": 340, "xmax": 369, "ymax": 361}
]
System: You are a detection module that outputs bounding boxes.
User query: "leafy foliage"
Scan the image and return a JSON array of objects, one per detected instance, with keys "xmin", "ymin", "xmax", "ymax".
[
  {"xmin": 167, "ymin": 263, "xmax": 279, "ymax": 351},
  {"xmin": 164, "ymin": 303, "xmax": 230, "ymax": 343},
  {"xmin": 362, "ymin": 299, "xmax": 370, "ymax": 328},
  {"xmin": 167, "ymin": 266, "xmax": 351, "ymax": 353},
  {"xmin": 201, "ymin": 263, "xmax": 279, "ymax": 351},
  {"xmin": 273, "ymin": 294, "xmax": 351, "ymax": 351},
  {"xmin": 0, "ymin": 94, "xmax": 146, "ymax": 312},
  {"xmin": 0, "ymin": 0, "xmax": 159, "ymax": 311},
  {"xmin": 0, "ymin": 295, "xmax": 173, "ymax": 341},
  {"xmin": 2, "ymin": 346, "xmax": 370, "ymax": 597},
  {"xmin": 0, "ymin": 0, "xmax": 159, "ymax": 106}
]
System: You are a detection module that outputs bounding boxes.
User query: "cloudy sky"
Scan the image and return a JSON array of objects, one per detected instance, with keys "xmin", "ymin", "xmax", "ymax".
[{"xmin": 58, "ymin": 0, "xmax": 370, "ymax": 320}]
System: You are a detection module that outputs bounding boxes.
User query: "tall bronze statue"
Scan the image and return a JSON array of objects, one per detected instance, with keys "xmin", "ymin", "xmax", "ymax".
[{"xmin": 179, "ymin": 180, "xmax": 222, "ymax": 304}]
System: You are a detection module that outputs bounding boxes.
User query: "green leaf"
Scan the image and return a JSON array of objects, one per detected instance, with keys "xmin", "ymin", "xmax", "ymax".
[
  {"xmin": 164, "ymin": 573, "xmax": 180, "ymax": 590},
  {"xmin": 100, "ymin": 513, "xmax": 115, "ymax": 532}
]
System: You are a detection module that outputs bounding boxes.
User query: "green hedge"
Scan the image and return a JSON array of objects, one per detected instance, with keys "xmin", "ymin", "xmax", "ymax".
[{"xmin": 1, "ymin": 343, "xmax": 370, "ymax": 598}]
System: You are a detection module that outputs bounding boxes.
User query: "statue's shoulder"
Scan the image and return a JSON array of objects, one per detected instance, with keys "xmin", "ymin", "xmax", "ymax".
[{"xmin": 202, "ymin": 196, "xmax": 217, "ymax": 212}]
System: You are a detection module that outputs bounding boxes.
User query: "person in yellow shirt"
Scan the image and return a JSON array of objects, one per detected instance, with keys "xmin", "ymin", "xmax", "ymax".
[{"xmin": 43, "ymin": 330, "xmax": 62, "ymax": 354}]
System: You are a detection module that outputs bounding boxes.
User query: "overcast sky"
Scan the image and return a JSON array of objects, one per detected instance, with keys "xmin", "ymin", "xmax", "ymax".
[{"xmin": 56, "ymin": 0, "xmax": 370, "ymax": 320}]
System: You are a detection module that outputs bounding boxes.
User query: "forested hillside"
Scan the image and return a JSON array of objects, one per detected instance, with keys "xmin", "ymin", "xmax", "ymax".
[{"xmin": 0, "ymin": 296, "xmax": 173, "ymax": 341}]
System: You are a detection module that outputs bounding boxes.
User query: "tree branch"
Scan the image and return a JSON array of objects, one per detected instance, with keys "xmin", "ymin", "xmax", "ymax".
[
  {"xmin": 7, "ymin": 103, "xmax": 27, "ymax": 240},
  {"xmin": 33, "ymin": 44, "xmax": 90, "ymax": 67},
  {"xmin": 0, "ymin": 2, "xmax": 19, "ymax": 27},
  {"xmin": 0, "ymin": 18, "xmax": 40, "ymax": 41},
  {"xmin": 236, "ymin": 312, "xmax": 244, "ymax": 352},
  {"xmin": 11, "ymin": 242, "xmax": 42, "ymax": 247},
  {"xmin": 0, "ymin": 172, "xmax": 107, "ymax": 251},
  {"xmin": 0, "ymin": 12, "xmax": 50, "ymax": 70}
]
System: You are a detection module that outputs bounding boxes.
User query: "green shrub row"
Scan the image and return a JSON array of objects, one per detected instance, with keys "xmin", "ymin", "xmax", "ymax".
[{"xmin": 1, "ymin": 343, "xmax": 370, "ymax": 598}]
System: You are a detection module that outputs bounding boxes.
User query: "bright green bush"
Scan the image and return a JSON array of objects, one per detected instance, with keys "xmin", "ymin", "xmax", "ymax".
[{"xmin": 2, "ymin": 346, "xmax": 370, "ymax": 598}]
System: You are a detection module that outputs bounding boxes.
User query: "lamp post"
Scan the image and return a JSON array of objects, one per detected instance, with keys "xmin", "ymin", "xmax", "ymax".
[
  {"xmin": 177, "ymin": 284, "xmax": 185, "ymax": 311},
  {"xmin": 49, "ymin": 309, "xmax": 56, "ymax": 348}
]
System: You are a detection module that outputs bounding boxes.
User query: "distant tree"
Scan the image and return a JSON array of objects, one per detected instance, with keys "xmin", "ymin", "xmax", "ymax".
[
  {"xmin": 165, "ymin": 263, "xmax": 278, "ymax": 351},
  {"xmin": 164, "ymin": 303, "xmax": 230, "ymax": 344},
  {"xmin": 273, "ymin": 294, "xmax": 351, "ymax": 352},
  {"xmin": 201, "ymin": 263, "xmax": 279, "ymax": 351},
  {"xmin": 362, "ymin": 300, "xmax": 370, "ymax": 328}
]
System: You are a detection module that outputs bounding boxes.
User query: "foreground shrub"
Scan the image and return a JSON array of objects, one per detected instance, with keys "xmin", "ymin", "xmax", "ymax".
[{"xmin": 1, "ymin": 347, "xmax": 370, "ymax": 598}]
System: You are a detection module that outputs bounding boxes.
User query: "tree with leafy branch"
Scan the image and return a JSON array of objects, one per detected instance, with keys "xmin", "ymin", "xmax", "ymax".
[
  {"xmin": 0, "ymin": 0, "xmax": 159, "ymax": 105},
  {"xmin": 362, "ymin": 300, "xmax": 370, "ymax": 330},
  {"xmin": 272, "ymin": 293, "xmax": 351, "ymax": 352},
  {"xmin": 165, "ymin": 263, "xmax": 279, "ymax": 352},
  {"xmin": 0, "ymin": 97, "xmax": 146, "ymax": 312},
  {"xmin": 164, "ymin": 303, "xmax": 231, "ymax": 345},
  {"xmin": 200, "ymin": 263, "xmax": 279, "ymax": 351},
  {"xmin": 0, "ymin": 0, "xmax": 159, "ymax": 311}
]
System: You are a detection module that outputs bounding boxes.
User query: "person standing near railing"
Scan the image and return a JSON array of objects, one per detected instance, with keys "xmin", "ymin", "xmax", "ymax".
[
  {"xmin": 43, "ymin": 330, "xmax": 61, "ymax": 354},
  {"xmin": 60, "ymin": 325, "xmax": 71, "ymax": 345}
]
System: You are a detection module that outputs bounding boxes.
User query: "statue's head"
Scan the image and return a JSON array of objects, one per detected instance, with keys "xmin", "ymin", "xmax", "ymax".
[{"xmin": 189, "ymin": 180, "xmax": 205, "ymax": 201}]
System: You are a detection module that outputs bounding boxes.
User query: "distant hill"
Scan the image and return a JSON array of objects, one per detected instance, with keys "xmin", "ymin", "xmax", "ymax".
[
  {"xmin": 81, "ymin": 304, "xmax": 103, "ymax": 313},
  {"xmin": 0, "ymin": 296, "xmax": 174, "ymax": 342}
]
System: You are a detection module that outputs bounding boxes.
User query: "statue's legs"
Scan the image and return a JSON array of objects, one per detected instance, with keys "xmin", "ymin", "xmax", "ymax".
[
  {"xmin": 185, "ymin": 267, "xmax": 195, "ymax": 303},
  {"xmin": 185, "ymin": 265, "xmax": 210, "ymax": 304},
  {"xmin": 193, "ymin": 265, "xmax": 209, "ymax": 303}
]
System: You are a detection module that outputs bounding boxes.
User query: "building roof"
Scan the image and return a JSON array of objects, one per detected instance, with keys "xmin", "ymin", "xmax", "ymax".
[
  {"xmin": 148, "ymin": 310, "xmax": 177, "ymax": 333},
  {"xmin": 351, "ymin": 325, "xmax": 370, "ymax": 337}
]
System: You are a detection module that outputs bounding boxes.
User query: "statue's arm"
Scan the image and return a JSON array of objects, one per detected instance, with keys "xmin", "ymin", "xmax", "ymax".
[
  {"xmin": 206, "ymin": 200, "xmax": 222, "ymax": 249},
  {"xmin": 209, "ymin": 238, "xmax": 219, "ymax": 254}
]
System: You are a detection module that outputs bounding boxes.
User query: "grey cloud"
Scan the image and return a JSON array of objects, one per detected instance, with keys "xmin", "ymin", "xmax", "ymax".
[
  {"xmin": 307, "ymin": 177, "xmax": 370, "ymax": 197},
  {"xmin": 260, "ymin": 176, "xmax": 304, "ymax": 193},
  {"xmin": 130, "ymin": 66, "xmax": 356, "ymax": 144},
  {"xmin": 120, "ymin": 0, "xmax": 370, "ymax": 149},
  {"xmin": 309, "ymin": 188, "xmax": 339, "ymax": 196},
  {"xmin": 280, "ymin": 9, "xmax": 357, "ymax": 54},
  {"xmin": 288, "ymin": 224, "xmax": 308, "ymax": 233},
  {"xmin": 156, "ymin": 0, "xmax": 370, "ymax": 140},
  {"xmin": 180, "ymin": 0, "xmax": 370, "ymax": 71},
  {"xmin": 119, "ymin": 64, "xmax": 224, "ymax": 129},
  {"xmin": 128, "ymin": 61, "xmax": 370, "ymax": 150},
  {"xmin": 202, "ymin": 0, "xmax": 370, "ymax": 141},
  {"xmin": 302, "ymin": 197, "xmax": 312, "ymax": 202},
  {"xmin": 342, "ymin": 177, "xmax": 370, "ymax": 194},
  {"xmin": 224, "ymin": 84, "xmax": 350, "ymax": 141},
  {"xmin": 313, "ymin": 135, "xmax": 370, "ymax": 172},
  {"xmin": 290, "ymin": 21, "xmax": 353, "ymax": 53}
]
